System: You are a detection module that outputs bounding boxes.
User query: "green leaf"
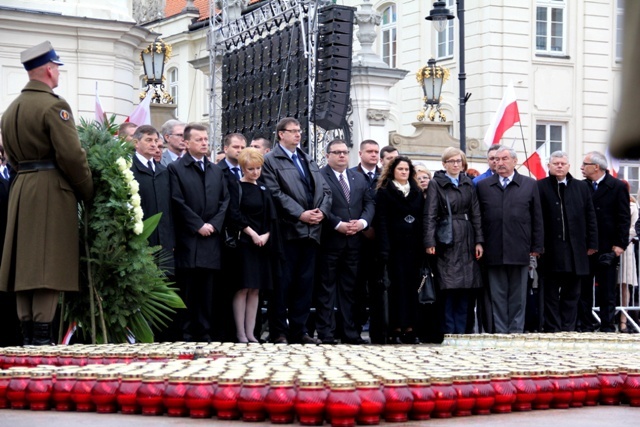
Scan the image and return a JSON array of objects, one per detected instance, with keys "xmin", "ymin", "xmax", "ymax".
[{"xmin": 139, "ymin": 213, "xmax": 162, "ymax": 240}]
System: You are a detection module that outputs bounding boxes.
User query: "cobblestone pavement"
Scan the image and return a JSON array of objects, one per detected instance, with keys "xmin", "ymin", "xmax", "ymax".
[{"xmin": 0, "ymin": 405, "xmax": 637, "ymax": 426}]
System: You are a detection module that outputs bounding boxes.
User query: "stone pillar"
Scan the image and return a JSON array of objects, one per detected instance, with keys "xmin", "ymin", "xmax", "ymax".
[{"xmin": 349, "ymin": 0, "xmax": 407, "ymax": 165}]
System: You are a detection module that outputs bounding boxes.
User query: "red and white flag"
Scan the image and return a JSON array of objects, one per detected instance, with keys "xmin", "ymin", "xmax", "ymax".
[
  {"xmin": 95, "ymin": 82, "xmax": 106, "ymax": 124},
  {"xmin": 484, "ymin": 81, "xmax": 521, "ymax": 147},
  {"xmin": 605, "ymin": 148, "xmax": 620, "ymax": 178},
  {"xmin": 125, "ymin": 92, "xmax": 152, "ymax": 126},
  {"xmin": 523, "ymin": 146, "xmax": 548, "ymax": 180}
]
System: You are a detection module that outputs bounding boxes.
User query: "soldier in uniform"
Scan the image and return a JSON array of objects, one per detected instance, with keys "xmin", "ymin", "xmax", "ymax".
[{"xmin": 0, "ymin": 41, "xmax": 93, "ymax": 345}]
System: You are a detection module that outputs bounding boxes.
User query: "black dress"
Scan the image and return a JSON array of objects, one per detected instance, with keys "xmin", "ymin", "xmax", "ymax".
[{"xmin": 231, "ymin": 182, "xmax": 276, "ymax": 290}]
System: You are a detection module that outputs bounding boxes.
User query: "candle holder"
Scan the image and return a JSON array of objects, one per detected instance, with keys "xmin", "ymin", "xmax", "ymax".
[
  {"xmin": 136, "ymin": 373, "xmax": 165, "ymax": 415},
  {"xmin": 511, "ymin": 370, "xmax": 536, "ymax": 411},
  {"xmin": 355, "ymin": 377, "xmax": 385, "ymax": 425},
  {"xmin": 238, "ymin": 374, "xmax": 269, "ymax": 422},
  {"xmin": 265, "ymin": 377, "xmax": 297, "ymax": 424},
  {"xmin": 212, "ymin": 372, "xmax": 242, "ymax": 420},
  {"xmin": 430, "ymin": 374, "xmax": 457, "ymax": 418},
  {"xmin": 490, "ymin": 371, "xmax": 516, "ymax": 413},
  {"xmin": 598, "ymin": 366, "xmax": 623, "ymax": 405},
  {"xmin": 295, "ymin": 377, "xmax": 327, "ymax": 426},
  {"xmin": 6, "ymin": 368, "xmax": 31, "ymax": 409},
  {"xmin": 184, "ymin": 373, "xmax": 215, "ymax": 418},
  {"xmin": 0, "ymin": 370, "xmax": 11, "ymax": 409},
  {"xmin": 407, "ymin": 375, "xmax": 434, "ymax": 421},
  {"xmin": 530, "ymin": 370, "xmax": 553, "ymax": 410},
  {"xmin": 91, "ymin": 371, "xmax": 119, "ymax": 413},
  {"xmin": 471, "ymin": 372, "xmax": 495, "ymax": 415},
  {"xmin": 71, "ymin": 372, "xmax": 97, "ymax": 412},
  {"xmin": 26, "ymin": 370, "xmax": 53, "ymax": 411},
  {"xmin": 326, "ymin": 379, "xmax": 361, "ymax": 427},
  {"xmin": 117, "ymin": 370, "xmax": 143, "ymax": 414},
  {"xmin": 163, "ymin": 373, "xmax": 190, "ymax": 417}
]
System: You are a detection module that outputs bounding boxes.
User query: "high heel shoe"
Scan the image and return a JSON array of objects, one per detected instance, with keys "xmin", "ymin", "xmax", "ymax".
[{"xmin": 619, "ymin": 323, "xmax": 628, "ymax": 333}]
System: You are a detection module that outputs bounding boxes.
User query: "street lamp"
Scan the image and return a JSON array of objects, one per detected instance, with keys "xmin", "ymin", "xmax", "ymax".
[
  {"xmin": 416, "ymin": 58, "xmax": 450, "ymax": 122},
  {"xmin": 140, "ymin": 38, "xmax": 174, "ymax": 103},
  {"xmin": 426, "ymin": 0, "xmax": 470, "ymax": 153}
]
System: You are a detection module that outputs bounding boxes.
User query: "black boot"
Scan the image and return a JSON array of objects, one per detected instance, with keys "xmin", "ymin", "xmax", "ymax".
[
  {"xmin": 32, "ymin": 322, "xmax": 52, "ymax": 346},
  {"xmin": 21, "ymin": 321, "xmax": 33, "ymax": 346}
]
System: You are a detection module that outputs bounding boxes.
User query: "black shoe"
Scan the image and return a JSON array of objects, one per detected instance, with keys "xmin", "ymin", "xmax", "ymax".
[
  {"xmin": 401, "ymin": 331, "xmax": 420, "ymax": 345},
  {"xmin": 273, "ymin": 334, "xmax": 288, "ymax": 344},
  {"xmin": 300, "ymin": 334, "xmax": 321, "ymax": 345},
  {"xmin": 388, "ymin": 333, "xmax": 403, "ymax": 344},
  {"xmin": 21, "ymin": 321, "xmax": 33, "ymax": 346},
  {"xmin": 344, "ymin": 337, "xmax": 369, "ymax": 345},
  {"xmin": 32, "ymin": 322, "xmax": 53, "ymax": 346},
  {"xmin": 321, "ymin": 337, "xmax": 338, "ymax": 345}
]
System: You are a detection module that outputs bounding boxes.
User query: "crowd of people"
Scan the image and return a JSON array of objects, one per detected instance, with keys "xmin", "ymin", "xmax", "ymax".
[
  {"xmin": 0, "ymin": 41, "xmax": 635, "ymax": 347},
  {"xmin": 110, "ymin": 117, "xmax": 636, "ymax": 345}
]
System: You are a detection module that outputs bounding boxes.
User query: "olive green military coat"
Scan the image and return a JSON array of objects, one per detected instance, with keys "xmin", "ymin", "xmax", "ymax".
[{"xmin": 0, "ymin": 80, "xmax": 93, "ymax": 292}]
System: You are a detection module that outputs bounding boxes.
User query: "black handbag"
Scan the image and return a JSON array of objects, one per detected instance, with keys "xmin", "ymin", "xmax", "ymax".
[
  {"xmin": 224, "ymin": 228, "xmax": 241, "ymax": 248},
  {"xmin": 418, "ymin": 261, "xmax": 436, "ymax": 304},
  {"xmin": 435, "ymin": 192, "xmax": 453, "ymax": 246}
]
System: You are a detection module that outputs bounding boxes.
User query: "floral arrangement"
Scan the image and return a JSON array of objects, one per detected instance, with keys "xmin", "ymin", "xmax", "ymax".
[{"xmin": 63, "ymin": 117, "xmax": 184, "ymax": 344}]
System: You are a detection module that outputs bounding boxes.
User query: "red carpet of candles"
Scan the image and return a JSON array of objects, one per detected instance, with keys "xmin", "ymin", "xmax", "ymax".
[{"xmin": 1, "ymin": 332, "xmax": 639, "ymax": 426}]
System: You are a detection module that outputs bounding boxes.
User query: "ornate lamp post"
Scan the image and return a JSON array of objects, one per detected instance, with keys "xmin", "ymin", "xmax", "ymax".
[
  {"xmin": 416, "ymin": 58, "xmax": 450, "ymax": 122},
  {"xmin": 140, "ymin": 38, "xmax": 173, "ymax": 103},
  {"xmin": 426, "ymin": 1, "xmax": 469, "ymax": 153}
]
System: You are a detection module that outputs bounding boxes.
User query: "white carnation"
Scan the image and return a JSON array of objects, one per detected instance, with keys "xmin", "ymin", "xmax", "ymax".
[
  {"xmin": 129, "ymin": 180, "xmax": 139, "ymax": 194},
  {"xmin": 115, "ymin": 157, "xmax": 127, "ymax": 171},
  {"xmin": 123, "ymin": 170, "xmax": 134, "ymax": 184},
  {"xmin": 130, "ymin": 193, "xmax": 141, "ymax": 208},
  {"xmin": 134, "ymin": 206, "xmax": 144, "ymax": 221},
  {"xmin": 133, "ymin": 222, "xmax": 144, "ymax": 235}
]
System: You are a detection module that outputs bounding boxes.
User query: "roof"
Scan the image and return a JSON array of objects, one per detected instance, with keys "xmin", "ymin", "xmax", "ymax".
[{"xmin": 164, "ymin": 0, "xmax": 265, "ymax": 21}]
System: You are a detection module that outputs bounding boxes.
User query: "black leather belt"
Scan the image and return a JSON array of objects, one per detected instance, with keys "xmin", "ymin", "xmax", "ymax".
[{"xmin": 19, "ymin": 160, "xmax": 56, "ymax": 171}]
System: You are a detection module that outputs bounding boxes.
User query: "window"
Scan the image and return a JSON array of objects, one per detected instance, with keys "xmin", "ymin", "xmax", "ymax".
[
  {"xmin": 536, "ymin": 0, "xmax": 566, "ymax": 55},
  {"xmin": 618, "ymin": 163, "xmax": 640, "ymax": 196},
  {"xmin": 536, "ymin": 122, "xmax": 564, "ymax": 160},
  {"xmin": 168, "ymin": 67, "xmax": 179, "ymax": 115},
  {"xmin": 436, "ymin": 0, "xmax": 454, "ymax": 59},
  {"xmin": 616, "ymin": 0, "xmax": 624, "ymax": 62},
  {"xmin": 380, "ymin": 5, "xmax": 397, "ymax": 68}
]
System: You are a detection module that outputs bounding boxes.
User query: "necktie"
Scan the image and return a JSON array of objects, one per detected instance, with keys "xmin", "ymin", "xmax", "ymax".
[
  {"xmin": 502, "ymin": 177, "xmax": 509, "ymax": 188},
  {"xmin": 2, "ymin": 168, "xmax": 8, "ymax": 180},
  {"xmin": 368, "ymin": 172, "xmax": 374, "ymax": 182},
  {"xmin": 147, "ymin": 160, "xmax": 154, "ymax": 175},
  {"xmin": 592, "ymin": 181, "xmax": 598, "ymax": 191},
  {"xmin": 339, "ymin": 173, "xmax": 350, "ymax": 203},
  {"xmin": 231, "ymin": 167, "xmax": 241, "ymax": 180},
  {"xmin": 291, "ymin": 153, "xmax": 306, "ymax": 178},
  {"xmin": 197, "ymin": 160, "xmax": 204, "ymax": 171}
]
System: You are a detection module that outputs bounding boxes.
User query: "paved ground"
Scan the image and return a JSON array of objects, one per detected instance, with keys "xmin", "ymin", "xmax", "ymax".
[{"xmin": 0, "ymin": 405, "xmax": 637, "ymax": 426}]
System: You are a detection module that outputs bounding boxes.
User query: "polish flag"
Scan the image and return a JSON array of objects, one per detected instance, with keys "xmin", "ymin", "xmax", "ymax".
[
  {"xmin": 124, "ymin": 92, "xmax": 152, "ymax": 126},
  {"xmin": 484, "ymin": 81, "xmax": 521, "ymax": 148},
  {"xmin": 605, "ymin": 148, "xmax": 620, "ymax": 178},
  {"xmin": 523, "ymin": 147, "xmax": 548, "ymax": 180},
  {"xmin": 95, "ymin": 82, "xmax": 106, "ymax": 124}
]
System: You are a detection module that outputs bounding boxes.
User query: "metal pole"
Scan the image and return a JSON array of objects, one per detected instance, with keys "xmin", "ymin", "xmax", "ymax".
[{"xmin": 458, "ymin": 0, "xmax": 466, "ymax": 154}]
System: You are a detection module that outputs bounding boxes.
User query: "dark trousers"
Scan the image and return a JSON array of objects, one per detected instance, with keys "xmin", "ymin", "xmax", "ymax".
[
  {"xmin": 578, "ymin": 255, "xmax": 619, "ymax": 332},
  {"xmin": 16, "ymin": 289, "xmax": 59, "ymax": 322},
  {"xmin": 177, "ymin": 267, "xmax": 216, "ymax": 342},
  {"xmin": 443, "ymin": 289, "xmax": 469, "ymax": 334},
  {"xmin": 353, "ymin": 236, "xmax": 379, "ymax": 334},
  {"xmin": 543, "ymin": 272, "xmax": 581, "ymax": 332},
  {"xmin": 487, "ymin": 265, "xmax": 529, "ymax": 333},
  {"xmin": 270, "ymin": 238, "xmax": 317, "ymax": 341},
  {"xmin": 316, "ymin": 245, "xmax": 360, "ymax": 341}
]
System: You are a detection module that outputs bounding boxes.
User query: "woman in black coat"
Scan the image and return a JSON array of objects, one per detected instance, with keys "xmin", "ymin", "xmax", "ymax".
[
  {"xmin": 228, "ymin": 148, "xmax": 280, "ymax": 343},
  {"xmin": 424, "ymin": 147, "xmax": 484, "ymax": 334},
  {"xmin": 375, "ymin": 156, "xmax": 424, "ymax": 344}
]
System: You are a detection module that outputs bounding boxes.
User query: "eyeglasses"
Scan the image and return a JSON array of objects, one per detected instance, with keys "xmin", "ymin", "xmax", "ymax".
[
  {"xmin": 169, "ymin": 133, "xmax": 184, "ymax": 137},
  {"xmin": 582, "ymin": 162, "xmax": 596, "ymax": 166},
  {"xmin": 281, "ymin": 129, "xmax": 302, "ymax": 134},
  {"xmin": 328, "ymin": 150, "xmax": 349, "ymax": 156},
  {"xmin": 444, "ymin": 159, "xmax": 463, "ymax": 164}
]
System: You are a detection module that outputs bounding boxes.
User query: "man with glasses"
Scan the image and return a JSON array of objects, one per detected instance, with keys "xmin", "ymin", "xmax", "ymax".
[
  {"xmin": 316, "ymin": 139, "xmax": 374, "ymax": 344},
  {"xmin": 160, "ymin": 119, "xmax": 186, "ymax": 166},
  {"xmin": 476, "ymin": 147, "xmax": 543, "ymax": 333},
  {"xmin": 578, "ymin": 151, "xmax": 630, "ymax": 332},
  {"xmin": 538, "ymin": 151, "xmax": 598, "ymax": 332},
  {"xmin": 262, "ymin": 117, "xmax": 332, "ymax": 344}
]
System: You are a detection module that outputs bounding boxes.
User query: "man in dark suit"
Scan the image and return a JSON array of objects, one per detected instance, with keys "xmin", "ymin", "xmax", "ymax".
[
  {"xmin": 262, "ymin": 117, "xmax": 332, "ymax": 344},
  {"xmin": 167, "ymin": 123, "xmax": 229, "ymax": 342},
  {"xmin": 476, "ymin": 147, "xmax": 544, "ymax": 333},
  {"xmin": 472, "ymin": 144, "xmax": 501, "ymax": 187},
  {"xmin": 316, "ymin": 139, "xmax": 374, "ymax": 344},
  {"xmin": 349, "ymin": 139, "xmax": 383, "ymax": 341},
  {"xmin": 538, "ymin": 151, "xmax": 598, "ymax": 332},
  {"xmin": 579, "ymin": 151, "xmax": 630, "ymax": 332},
  {"xmin": 130, "ymin": 125, "xmax": 177, "ymax": 341}
]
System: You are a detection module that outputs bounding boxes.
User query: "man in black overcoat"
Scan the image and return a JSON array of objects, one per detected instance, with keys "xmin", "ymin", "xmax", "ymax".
[
  {"xmin": 578, "ymin": 151, "xmax": 630, "ymax": 332},
  {"xmin": 538, "ymin": 151, "xmax": 598, "ymax": 332},
  {"xmin": 261, "ymin": 117, "xmax": 332, "ymax": 344},
  {"xmin": 476, "ymin": 147, "xmax": 544, "ymax": 333},
  {"xmin": 167, "ymin": 123, "xmax": 229, "ymax": 342},
  {"xmin": 130, "ymin": 125, "xmax": 177, "ymax": 341},
  {"xmin": 316, "ymin": 139, "xmax": 375, "ymax": 344}
]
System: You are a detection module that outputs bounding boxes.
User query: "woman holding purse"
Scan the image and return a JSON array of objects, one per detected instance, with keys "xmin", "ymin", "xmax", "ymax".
[{"xmin": 423, "ymin": 147, "xmax": 484, "ymax": 334}]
